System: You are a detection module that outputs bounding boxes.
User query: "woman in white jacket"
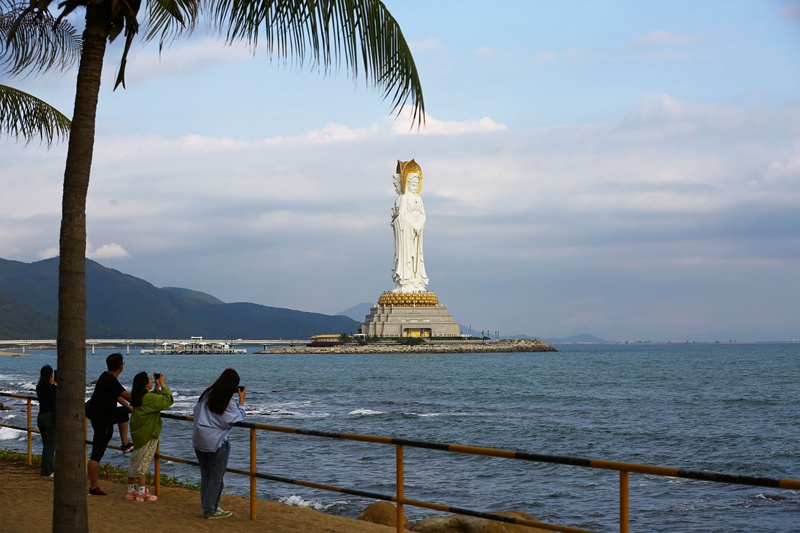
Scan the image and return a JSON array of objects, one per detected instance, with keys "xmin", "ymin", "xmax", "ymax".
[{"xmin": 192, "ymin": 368, "xmax": 246, "ymax": 519}]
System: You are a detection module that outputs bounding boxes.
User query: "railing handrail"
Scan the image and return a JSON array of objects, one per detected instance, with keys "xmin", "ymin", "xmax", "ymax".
[
  {"xmin": 3, "ymin": 391, "xmax": 799, "ymax": 533},
  {"xmin": 160, "ymin": 411, "xmax": 800, "ymax": 491}
]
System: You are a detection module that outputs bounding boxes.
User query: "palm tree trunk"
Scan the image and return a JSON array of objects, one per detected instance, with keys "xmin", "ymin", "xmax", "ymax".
[{"xmin": 53, "ymin": 6, "xmax": 110, "ymax": 532}]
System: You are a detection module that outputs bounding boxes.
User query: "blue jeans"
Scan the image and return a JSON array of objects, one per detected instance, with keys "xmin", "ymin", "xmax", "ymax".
[
  {"xmin": 195, "ymin": 440, "xmax": 230, "ymax": 514},
  {"xmin": 37, "ymin": 412, "xmax": 56, "ymax": 476}
]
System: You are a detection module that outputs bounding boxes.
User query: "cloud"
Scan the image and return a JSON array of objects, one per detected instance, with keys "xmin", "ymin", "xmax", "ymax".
[
  {"xmin": 38, "ymin": 248, "xmax": 58, "ymax": 260},
  {"xmin": 532, "ymin": 52, "xmax": 557, "ymax": 65},
  {"xmin": 781, "ymin": 2, "xmax": 800, "ymax": 18},
  {"xmin": 2, "ymin": 95, "xmax": 798, "ymax": 339},
  {"xmin": 107, "ymin": 38, "xmax": 254, "ymax": 87},
  {"xmin": 763, "ymin": 140, "xmax": 800, "ymax": 189},
  {"xmin": 390, "ymin": 107, "xmax": 507, "ymax": 135},
  {"xmin": 634, "ymin": 30, "xmax": 704, "ymax": 46},
  {"xmin": 408, "ymin": 38, "xmax": 443, "ymax": 54},
  {"xmin": 294, "ymin": 123, "xmax": 381, "ymax": 143},
  {"xmin": 624, "ymin": 94, "xmax": 739, "ymax": 125},
  {"xmin": 87, "ymin": 243, "xmax": 131, "ymax": 260}
]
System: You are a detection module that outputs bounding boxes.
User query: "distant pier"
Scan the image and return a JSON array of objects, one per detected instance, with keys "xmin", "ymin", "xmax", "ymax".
[{"xmin": 0, "ymin": 338, "xmax": 306, "ymax": 355}]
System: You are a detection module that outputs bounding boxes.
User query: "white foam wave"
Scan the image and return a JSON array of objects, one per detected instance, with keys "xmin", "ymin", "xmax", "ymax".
[
  {"xmin": 0, "ymin": 426, "xmax": 25, "ymax": 440},
  {"xmin": 345, "ymin": 408, "xmax": 444, "ymax": 417},
  {"xmin": 348, "ymin": 408, "xmax": 385, "ymax": 416},
  {"xmin": 769, "ymin": 448, "xmax": 800, "ymax": 457},
  {"xmin": 279, "ymin": 494, "xmax": 349, "ymax": 511},
  {"xmin": 250, "ymin": 407, "xmax": 331, "ymax": 419}
]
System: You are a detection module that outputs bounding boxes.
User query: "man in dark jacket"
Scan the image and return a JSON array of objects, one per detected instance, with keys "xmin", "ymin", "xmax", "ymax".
[{"xmin": 86, "ymin": 352, "xmax": 133, "ymax": 495}]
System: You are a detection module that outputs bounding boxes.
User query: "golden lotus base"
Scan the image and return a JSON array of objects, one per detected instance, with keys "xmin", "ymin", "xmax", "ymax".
[{"xmin": 377, "ymin": 291, "xmax": 439, "ymax": 307}]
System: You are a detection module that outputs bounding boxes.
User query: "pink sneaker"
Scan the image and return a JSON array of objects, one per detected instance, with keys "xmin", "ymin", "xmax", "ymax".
[
  {"xmin": 124, "ymin": 490, "xmax": 138, "ymax": 501},
  {"xmin": 142, "ymin": 490, "xmax": 157, "ymax": 502}
]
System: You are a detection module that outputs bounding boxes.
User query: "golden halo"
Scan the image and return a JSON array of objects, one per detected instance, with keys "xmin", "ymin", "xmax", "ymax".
[{"xmin": 396, "ymin": 159, "xmax": 423, "ymax": 194}]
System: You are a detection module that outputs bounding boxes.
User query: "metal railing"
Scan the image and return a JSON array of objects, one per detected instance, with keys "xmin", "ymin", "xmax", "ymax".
[{"xmin": 3, "ymin": 391, "xmax": 799, "ymax": 533}]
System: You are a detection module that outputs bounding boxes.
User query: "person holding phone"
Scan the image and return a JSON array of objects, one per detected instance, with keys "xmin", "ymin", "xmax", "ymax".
[
  {"xmin": 36, "ymin": 365, "xmax": 57, "ymax": 477},
  {"xmin": 192, "ymin": 368, "xmax": 246, "ymax": 519},
  {"xmin": 125, "ymin": 371, "xmax": 173, "ymax": 502}
]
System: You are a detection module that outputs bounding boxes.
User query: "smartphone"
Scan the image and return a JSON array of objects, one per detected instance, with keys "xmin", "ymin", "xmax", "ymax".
[
  {"xmin": 238, "ymin": 385, "xmax": 245, "ymax": 392},
  {"xmin": 154, "ymin": 372, "xmax": 161, "ymax": 380}
]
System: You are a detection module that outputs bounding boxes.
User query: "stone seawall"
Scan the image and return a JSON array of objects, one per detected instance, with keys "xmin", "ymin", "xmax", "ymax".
[{"xmin": 256, "ymin": 338, "xmax": 557, "ymax": 354}]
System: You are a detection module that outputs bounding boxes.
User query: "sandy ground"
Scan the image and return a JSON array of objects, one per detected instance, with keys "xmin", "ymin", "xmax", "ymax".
[{"xmin": 0, "ymin": 460, "xmax": 402, "ymax": 533}]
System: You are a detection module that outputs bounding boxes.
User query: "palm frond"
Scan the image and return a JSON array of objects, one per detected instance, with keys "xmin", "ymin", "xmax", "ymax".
[
  {"xmin": 1, "ymin": 0, "xmax": 81, "ymax": 77},
  {"xmin": 142, "ymin": 0, "xmax": 198, "ymax": 43},
  {"xmin": 202, "ymin": 0, "xmax": 425, "ymax": 126},
  {"xmin": 0, "ymin": 83, "xmax": 71, "ymax": 145}
]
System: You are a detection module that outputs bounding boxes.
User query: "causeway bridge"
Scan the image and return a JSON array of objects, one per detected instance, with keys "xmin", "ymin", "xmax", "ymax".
[{"xmin": 0, "ymin": 339, "xmax": 307, "ymax": 355}]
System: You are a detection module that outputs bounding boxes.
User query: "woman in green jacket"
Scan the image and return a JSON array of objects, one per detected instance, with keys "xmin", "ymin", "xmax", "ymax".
[{"xmin": 125, "ymin": 371, "xmax": 173, "ymax": 502}]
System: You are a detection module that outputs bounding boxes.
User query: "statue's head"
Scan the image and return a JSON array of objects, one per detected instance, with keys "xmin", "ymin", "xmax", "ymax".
[{"xmin": 396, "ymin": 159, "xmax": 423, "ymax": 194}]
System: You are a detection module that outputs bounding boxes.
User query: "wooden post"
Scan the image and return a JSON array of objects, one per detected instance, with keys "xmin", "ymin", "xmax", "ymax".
[
  {"xmin": 396, "ymin": 445, "xmax": 404, "ymax": 533},
  {"xmin": 26, "ymin": 398, "xmax": 32, "ymax": 465},
  {"xmin": 84, "ymin": 417, "xmax": 88, "ymax": 472},
  {"xmin": 620, "ymin": 471, "xmax": 629, "ymax": 533},
  {"xmin": 250, "ymin": 427, "xmax": 257, "ymax": 520},
  {"xmin": 155, "ymin": 441, "xmax": 161, "ymax": 496}
]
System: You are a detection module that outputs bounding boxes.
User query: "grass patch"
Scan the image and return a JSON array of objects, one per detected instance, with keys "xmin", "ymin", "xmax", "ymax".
[{"xmin": 0, "ymin": 448, "xmax": 199, "ymax": 490}]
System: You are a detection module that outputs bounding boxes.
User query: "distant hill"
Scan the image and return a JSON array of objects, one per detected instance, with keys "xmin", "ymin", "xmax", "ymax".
[
  {"xmin": 544, "ymin": 333, "xmax": 609, "ymax": 344},
  {"xmin": 0, "ymin": 257, "xmax": 357, "ymax": 339},
  {"xmin": 161, "ymin": 287, "xmax": 225, "ymax": 305},
  {"xmin": 337, "ymin": 302, "xmax": 373, "ymax": 322},
  {"xmin": 0, "ymin": 292, "xmax": 58, "ymax": 338}
]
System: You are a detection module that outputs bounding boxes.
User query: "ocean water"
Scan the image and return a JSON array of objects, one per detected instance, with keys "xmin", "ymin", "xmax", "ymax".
[{"xmin": 0, "ymin": 343, "xmax": 798, "ymax": 532}]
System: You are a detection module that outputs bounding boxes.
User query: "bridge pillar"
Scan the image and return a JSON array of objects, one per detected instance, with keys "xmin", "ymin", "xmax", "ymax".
[
  {"xmin": 91, "ymin": 344, "xmax": 96, "ymax": 355},
  {"xmin": 126, "ymin": 342, "xmax": 131, "ymax": 356},
  {"xmin": 22, "ymin": 344, "xmax": 26, "ymax": 355}
]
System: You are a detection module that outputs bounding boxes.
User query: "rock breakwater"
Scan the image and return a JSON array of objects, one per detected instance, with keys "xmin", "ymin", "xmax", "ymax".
[{"xmin": 256, "ymin": 338, "xmax": 556, "ymax": 354}]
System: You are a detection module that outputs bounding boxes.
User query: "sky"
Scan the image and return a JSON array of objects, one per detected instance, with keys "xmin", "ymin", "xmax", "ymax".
[{"xmin": 2, "ymin": 1, "xmax": 799, "ymax": 342}]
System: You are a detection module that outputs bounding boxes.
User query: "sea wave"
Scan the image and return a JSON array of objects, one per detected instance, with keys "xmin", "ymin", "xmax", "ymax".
[
  {"xmin": 1, "ymin": 344, "xmax": 798, "ymax": 532},
  {"xmin": 0, "ymin": 426, "xmax": 25, "ymax": 441},
  {"xmin": 347, "ymin": 408, "xmax": 385, "ymax": 416}
]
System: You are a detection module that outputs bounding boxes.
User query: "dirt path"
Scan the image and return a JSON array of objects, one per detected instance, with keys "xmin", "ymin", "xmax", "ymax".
[{"xmin": 0, "ymin": 460, "xmax": 400, "ymax": 533}]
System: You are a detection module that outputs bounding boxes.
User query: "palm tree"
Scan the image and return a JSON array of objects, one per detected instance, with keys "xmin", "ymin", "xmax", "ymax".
[{"xmin": 4, "ymin": 0, "xmax": 424, "ymax": 531}]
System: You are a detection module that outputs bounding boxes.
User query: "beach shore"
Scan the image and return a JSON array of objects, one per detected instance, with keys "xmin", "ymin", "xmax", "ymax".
[
  {"xmin": 0, "ymin": 459, "xmax": 554, "ymax": 533},
  {"xmin": 0, "ymin": 460, "xmax": 401, "ymax": 533}
]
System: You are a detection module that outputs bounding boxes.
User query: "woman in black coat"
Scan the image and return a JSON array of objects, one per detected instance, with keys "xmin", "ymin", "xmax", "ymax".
[{"xmin": 36, "ymin": 365, "xmax": 57, "ymax": 477}]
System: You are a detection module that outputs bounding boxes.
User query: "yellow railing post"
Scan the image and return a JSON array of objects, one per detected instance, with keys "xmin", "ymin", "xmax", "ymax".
[
  {"xmin": 620, "ymin": 471, "xmax": 629, "ymax": 533},
  {"xmin": 250, "ymin": 427, "xmax": 257, "ymax": 521},
  {"xmin": 84, "ymin": 417, "xmax": 88, "ymax": 473},
  {"xmin": 26, "ymin": 398, "xmax": 32, "ymax": 465},
  {"xmin": 155, "ymin": 441, "xmax": 161, "ymax": 496},
  {"xmin": 396, "ymin": 444, "xmax": 404, "ymax": 533}
]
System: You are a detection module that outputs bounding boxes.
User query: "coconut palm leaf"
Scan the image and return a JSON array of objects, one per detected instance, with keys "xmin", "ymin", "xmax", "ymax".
[
  {"xmin": 0, "ymin": 0, "xmax": 82, "ymax": 75},
  {"xmin": 205, "ymin": 0, "xmax": 424, "ymax": 124},
  {"xmin": 0, "ymin": 83, "xmax": 71, "ymax": 143}
]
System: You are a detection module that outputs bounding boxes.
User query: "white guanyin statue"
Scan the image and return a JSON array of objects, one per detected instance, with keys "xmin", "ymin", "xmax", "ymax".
[{"xmin": 391, "ymin": 159, "xmax": 429, "ymax": 293}]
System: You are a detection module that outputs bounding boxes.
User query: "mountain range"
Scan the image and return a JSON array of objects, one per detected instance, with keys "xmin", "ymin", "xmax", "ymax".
[{"xmin": 0, "ymin": 257, "xmax": 357, "ymax": 339}]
